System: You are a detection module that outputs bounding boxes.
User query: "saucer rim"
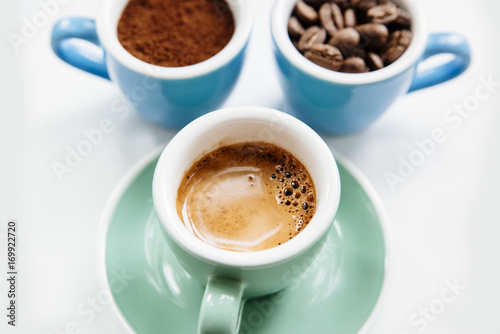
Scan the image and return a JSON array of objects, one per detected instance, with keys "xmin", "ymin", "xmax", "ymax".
[
  {"xmin": 334, "ymin": 151, "xmax": 393, "ymax": 334},
  {"xmin": 97, "ymin": 144, "xmax": 392, "ymax": 334},
  {"xmin": 97, "ymin": 145, "xmax": 165, "ymax": 334}
]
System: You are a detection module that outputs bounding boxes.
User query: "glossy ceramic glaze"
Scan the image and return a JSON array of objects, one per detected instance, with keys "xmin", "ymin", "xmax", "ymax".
[
  {"xmin": 152, "ymin": 107, "xmax": 341, "ymax": 333},
  {"xmin": 51, "ymin": 0, "xmax": 253, "ymax": 128},
  {"xmin": 271, "ymin": 0, "xmax": 471, "ymax": 134},
  {"xmin": 100, "ymin": 149, "xmax": 389, "ymax": 333},
  {"xmin": 152, "ymin": 108, "xmax": 340, "ymax": 296}
]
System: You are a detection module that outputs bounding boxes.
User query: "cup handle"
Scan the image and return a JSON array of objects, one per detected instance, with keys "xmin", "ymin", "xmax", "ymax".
[
  {"xmin": 198, "ymin": 277, "xmax": 245, "ymax": 334},
  {"xmin": 408, "ymin": 32, "xmax": 471, "ymax": 93},
  {"xmin": 51, "ymin": 17, "xmax": 110, "ymax": 80}
]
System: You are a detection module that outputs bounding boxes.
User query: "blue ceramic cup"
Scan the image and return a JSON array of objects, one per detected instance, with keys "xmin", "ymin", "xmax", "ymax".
[
  {"xmin": 51, "ymin": 0, "xmax": 252, "ymax": 128},
  {"xmin": 271, "ymin": 0, "xmax": 471, "ymax": 135}
]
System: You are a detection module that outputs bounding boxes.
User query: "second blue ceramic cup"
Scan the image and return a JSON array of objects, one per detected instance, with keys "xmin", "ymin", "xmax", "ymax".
[
  {"xmin": 272, "ymin": 0, "xmax": 471, "ymax": 135},
  {"xmin": 51, "ymin": 0, "xmax": 252, "ymax": 128}
]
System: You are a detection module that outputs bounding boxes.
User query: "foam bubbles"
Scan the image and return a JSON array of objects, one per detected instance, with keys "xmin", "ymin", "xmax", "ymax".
[{"xmin": 177, "ymin": 142, "xmax": 317, "ymax": 251}]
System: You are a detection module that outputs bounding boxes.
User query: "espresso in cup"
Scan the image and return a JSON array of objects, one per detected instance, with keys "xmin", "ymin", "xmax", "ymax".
[
  {"xmin": 288, "ymin": 0, "xmax": 412, "ymax": 73},
  {"xmin": 176, "ymin": 142, "xmax": 317, "ymax": 252},
  {"xmin": 117, "ymin": 0, "xmax": 234, "ymax": 67}
]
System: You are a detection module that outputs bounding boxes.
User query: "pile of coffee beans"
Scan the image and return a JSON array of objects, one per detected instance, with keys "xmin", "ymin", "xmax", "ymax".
[{"xmin": 288, "ymin": 0, "xmax": 412, "ymax": 73}]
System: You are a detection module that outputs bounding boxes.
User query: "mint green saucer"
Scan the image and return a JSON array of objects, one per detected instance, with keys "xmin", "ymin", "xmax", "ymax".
[{"xmin": 100, "ymin": 148, "xmax": 389, "ymax": 334}]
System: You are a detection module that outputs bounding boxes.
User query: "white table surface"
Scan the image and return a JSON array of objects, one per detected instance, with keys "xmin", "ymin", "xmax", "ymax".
[{"xmin": 1, "ymin": 0, "xmax": 499, "ymax": 333}]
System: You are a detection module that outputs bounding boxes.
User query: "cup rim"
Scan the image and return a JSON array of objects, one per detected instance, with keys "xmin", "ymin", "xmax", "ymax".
[
  {"xmin": 271, "ymin": 0, "xmax": 428, "ymax": 85},
  {"xmin": 152, "ymin": 106, "xmax": 341, "ymax": 268},
  {"xmin": 96, "ymin": 0, "xmax": 253, "ymax": 80}
]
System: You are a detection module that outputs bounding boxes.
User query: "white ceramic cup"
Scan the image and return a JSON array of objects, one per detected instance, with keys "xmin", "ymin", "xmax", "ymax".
[{"xmin": 153, "ymin": 106, "xmax": 341, "ymax": 333}]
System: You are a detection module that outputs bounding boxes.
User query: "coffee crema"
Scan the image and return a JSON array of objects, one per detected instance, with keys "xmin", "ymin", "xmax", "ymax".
[
  {"xmin": 176, "ymin": 142, "xmax": 317, "ymax": 252},
  {"xmin": 117, "ymin": 0, "xmax": 235, "ymax": 67}
]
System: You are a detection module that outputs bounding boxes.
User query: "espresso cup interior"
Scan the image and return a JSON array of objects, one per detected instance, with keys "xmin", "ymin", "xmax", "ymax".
[
  {"xmin": 171, "ymin": 121, "xmax": 330, "ymax": 214},
  {"xmin": 153, "ymin": 108, "xmax": 340, "ymax": 267}
]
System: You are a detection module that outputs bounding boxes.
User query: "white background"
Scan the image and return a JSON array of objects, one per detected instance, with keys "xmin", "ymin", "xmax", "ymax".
[{"xmin": 1, "ymin": 0, "xmax": 499, "ymax": 333}]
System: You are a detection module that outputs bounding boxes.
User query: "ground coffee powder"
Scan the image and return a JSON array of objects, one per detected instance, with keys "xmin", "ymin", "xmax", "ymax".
[{"xmin": 117, "ymin": 0, "xmax": 234, "ymax": 67}]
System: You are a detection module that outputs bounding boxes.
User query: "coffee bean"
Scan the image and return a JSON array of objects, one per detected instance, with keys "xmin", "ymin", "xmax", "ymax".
[
  {"xmin": 332, "ymin": 0, "xmax": 351, "ymax": 10},
  {"xmin": 382, "ymin": 29, "xmax": 412, "ymax": 64},
  {"xmin": 319, "ymin": 3, "xmax": 344, "ymax": 36},
  {"xmin": 298, "ymin": 26, "xmax": 327, "ymax": 51},
  {"xmin": 329, "ymin": 28, "xmax": 360, "ymax": 47},
  {"xmin": 288, "ymin": 16, "xmax": 305, "ymax": 39},
  {"xmin": 344, "ymin": 8, "xmax": 357, "ymax": 27},
  {"xmin": 332, "ymin": 4, "xmax": 345, "ymax": 29},
  {"xmin": 345, "ymin": 46, "xmax": 366, "ymax": 59},
  {"xmin": 288, "ymin": 0, "xmax": 412, "ymax": 72},
  {"xmin": 392, "ymin": 10, "xmax": 411, "ymax": 29},
  {"xmin": 351, "ymin": 0, "xmax": 378, "ymax": 11},
  {"xmin": 396, "ymin": 29, "xmax": 412, "ymax": 47},
  {"xmin": 328, "ymin": 27, "xmax": 360, "ymax": 57},
  {"xmin": 367, "ymin": 52, "xmax": 384, "ymax": 70},
  {"xmin": 303, "ymin": 0, "xmax": 328, "ymax": 8},
  {"xmin": 382, "ymin": 45, "xmax": 405, "ymax": 64},
  {"xmin": 306, "ymin": 0, "xmax": 350, "ymax": 10},
  {"xmin": 356, "ymin": 23, "xmax": 389, "ymax": 49},
  {"xmin": 341, "ymin": 48, "xmax": 365, "ymax": 59},
  {"xmin": 367, "ymin": 2, "xmax": 400, "ymax": 24},
  {"xmin": 304, "ymin": 43, "xmax": 344, "ymax": 71},
  {"xmin": 295, "ymin": 0, "xmax": 319, "ymax": 25},
  {"xmin": 340, "ymin": 57, "xmax": 369, "ymax": 73}
]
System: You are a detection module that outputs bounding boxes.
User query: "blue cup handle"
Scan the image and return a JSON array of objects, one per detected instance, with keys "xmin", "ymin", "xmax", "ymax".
[
  {"xmin": 408, "ymin": 32, "xmax": 471, "ymax": 93},
  {"xmin": 51, "ymin": 17, "xmax": 110, "ymax": 80}
]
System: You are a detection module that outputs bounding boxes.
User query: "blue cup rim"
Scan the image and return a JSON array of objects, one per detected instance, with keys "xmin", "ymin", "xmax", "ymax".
[{"xmin": 96, "ymin": 0, "xmax": 253, "ymax": 80}]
